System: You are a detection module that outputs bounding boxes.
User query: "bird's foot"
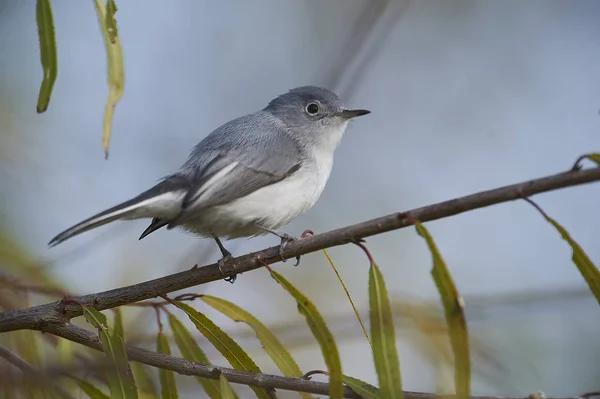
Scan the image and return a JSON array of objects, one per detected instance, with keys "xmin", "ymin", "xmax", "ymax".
[
  {"xmin": 278, "ymin": 233, "xmax": 301, "ymax": 266},
  {"xmin": 218, "ymin": 254, "xmax": 237, "ymax": 284}
]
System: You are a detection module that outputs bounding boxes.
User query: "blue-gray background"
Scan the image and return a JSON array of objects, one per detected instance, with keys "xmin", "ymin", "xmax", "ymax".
[{"xmin": 1, "ymin": 1, "xmax": 599, "ymax": 397}]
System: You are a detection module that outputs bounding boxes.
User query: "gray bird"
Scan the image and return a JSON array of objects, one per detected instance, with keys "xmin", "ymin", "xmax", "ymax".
[{"xmin": 48, "ymin": 86, "xmax": 370, "ymax": 281}]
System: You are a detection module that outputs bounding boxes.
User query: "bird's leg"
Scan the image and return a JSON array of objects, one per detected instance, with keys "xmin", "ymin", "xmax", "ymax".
[
  {"xmin": 255, "ymin": 225, "xmax": 301, "ymax": 266},
  {"xmin": 214, "ymin": 236, "xmax": 236, "ymax": 284}
]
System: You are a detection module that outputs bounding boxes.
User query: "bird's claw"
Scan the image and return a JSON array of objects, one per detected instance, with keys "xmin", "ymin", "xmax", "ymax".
[
  {"xmin": 279, "ymin": 234, "xmax": 301, "ymax": 266},
  {"xmin": 218, "ymin": 254, "xmax": 237, "ymax": 284}
]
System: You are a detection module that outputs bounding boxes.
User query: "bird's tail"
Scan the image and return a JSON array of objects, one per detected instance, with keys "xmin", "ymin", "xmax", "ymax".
[{"xmin": 48, "ymin": 180, "xmax": 187, "ymax": 247}]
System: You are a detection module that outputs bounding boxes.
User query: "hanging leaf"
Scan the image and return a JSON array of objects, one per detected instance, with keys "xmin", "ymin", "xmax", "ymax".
[
  {"xmin": 130, "ymin": 362, "xmax": 159, "ymax": 399},
  {"xmin": 587, "ymin": 153, "xmax": 600, "ymax": 165},
  {"xmin": 342, "ymin": 375, "xmax": 379, "ymax": 399},
  {"xmin": 369, "ymin": 262, "xmax": 403, "ymax": 399},
  {"xmin": 93, "ymin": 0, "xmax": 125, "ymax": 158},
  {"xmin": 168, "ymin": 314, "xmax": 228, "ymax": 399},
  {"xmin": 270, "ymin": 271, "xmax": 343, "ymax": 399},
  {"xmin": 157, "ymin": 332, "xmax": 178, "ymax": 399},
  {"xmin": 321, "ymin": 249, "xmax": 371, "ymax": 348},
  {"xmin": 113, "ymin": 308, "xmax": 124, "ymax": 340},
  {"xmin": 201, "ymin": 294, "xmax": 310, "ymax": 398},
  {"xmin": 219, "ymin": 375, "xmax": 237, "ymax": 399},
  {"xmin": 35, "ymin": 0, "xmax": 58, "ymax": 113},
  {"xmin": 72, "ymin": 377, "xmax": 110, "ymax": 399},
  {"xmin": 172, "ymin": 302, "xmax": 271, "ymax": 399},
  {"xmin": 105, "ymin": 0, "xmax": 119, "ymax": 43},
  {"xmin": 526, "ymin": 198, "xmax": 600, "ymax": 306},
  {"xmin": 413, "ymin": 220, "xmax": 470, "ymax": 399},
  {"xmin": 83, "ymin": 306, "xmax": 138, "ymax": 399}
]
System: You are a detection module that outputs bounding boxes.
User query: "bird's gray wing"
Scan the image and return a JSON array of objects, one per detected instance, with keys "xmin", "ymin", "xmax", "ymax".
[
  {"xmin": 180, "ymin": 151, "xmax": 301, "ymax": 210},
  {"xmin": 165, "ymin": 113, "xmax": 303, "ymax": 229}
]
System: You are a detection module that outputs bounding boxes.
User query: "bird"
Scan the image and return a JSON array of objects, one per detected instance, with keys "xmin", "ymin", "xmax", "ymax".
[{"xmin": 48, "ymin": 86, "xmax": 370, "ymax": 281}]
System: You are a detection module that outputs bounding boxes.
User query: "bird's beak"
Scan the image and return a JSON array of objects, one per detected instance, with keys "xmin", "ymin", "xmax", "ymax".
[{"xmin": 337, "ymin": 109, "xmax": 371, "ymax": 119}]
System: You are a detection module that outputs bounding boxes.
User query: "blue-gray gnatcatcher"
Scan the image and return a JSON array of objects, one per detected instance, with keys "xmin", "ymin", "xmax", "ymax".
[{"xmin": 49, "ymin": 86, "xmax": 370, "ymax": 280}]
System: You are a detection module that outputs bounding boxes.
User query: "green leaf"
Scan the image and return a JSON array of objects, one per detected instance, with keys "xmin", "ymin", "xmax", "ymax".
[
  {"xmin": 113, "ymin": 308, "xmax": 124, "ymax": 340},
  {"xmin": 157, "ymin": 332, "xmax": 178, "ymax": 399},
  {"xmin": 271, "ymin": 271, "xmax": 343, "ymax": 399},
  {"xmin": 219, "ymin": 375, "xmax": 237, "ymax": 399},
  {"xmin": 528, "ymin": 200, "xmax": 600, "ymax": 306},
  {"xmin": 93, "ymin": 0, "xmax": 125, "ymax": 158},
  {"xmin": 586, "ymin": 153, "xmax": 600, "ymax": 166},
  {"xmin": 72, "ymin": 377, "xmax": 110, "ymax": 399},
  {"xmin": 130, "ymin": 362, "xmax": 159, "ymax": 399},
  {"xmin": 342, "ymin": 375, "xmax": 379, "ymax": 399},
  {"xmin": 201, "ymin": 295, "xmax": 310, "ymax": 398},
  {"xmin": 173, "ymin": 302, "xmax": 271, "ymax": 399},
  {"xmin": 168, "ymin": 315, "xmax": 224, "ymax": 399},
  {"xmin": 414, "ymin": 221, "xmax": 470, "ymax": 399},
  {"xmin": 83, "ymin": 306, "xmax": 138, "ymax": 399},
  {"xmin": 322, "ymin": 249, "xmax": 372, "ymax": 348},
  {"xmin": 35, "ymin": 0, "xmax": 58, "ymax": 113},
  {"xmin": 105, "ymin": 0, "xmax": 119, "ymax": 44},
  {"xmin": 56, "ymin": 337, "xmax": 75, "ymax": 368},
  {"xmin": 369, "ymin": 262, "xmax": 403, "ymax": 399}
]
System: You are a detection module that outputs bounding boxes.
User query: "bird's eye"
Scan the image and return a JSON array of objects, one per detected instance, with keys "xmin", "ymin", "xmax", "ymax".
[{"xmin": 305, "ymin": 103, "xmax": 319, "ymax": 115}]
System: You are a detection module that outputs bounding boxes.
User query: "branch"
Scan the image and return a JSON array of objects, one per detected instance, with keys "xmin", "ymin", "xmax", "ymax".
[
  {"xmin": 43, "ymin": 322, "xmax": 579, "ymax": 399},
  {"xmin": 0, "ymin": 343, "xmax": 75, "ymax": 399},
  {"xmin": 1, "ymin": 166, "xmax": 599, "ymax": 333},
  {"xmin": 1, "ymin": 164, "xmax": 598, "ymax": 397}
]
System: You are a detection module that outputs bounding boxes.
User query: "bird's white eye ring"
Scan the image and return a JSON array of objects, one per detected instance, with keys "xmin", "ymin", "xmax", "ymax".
[{"xmin": 305, "ymin": 102, "xmax": 319, "ymax": 115}]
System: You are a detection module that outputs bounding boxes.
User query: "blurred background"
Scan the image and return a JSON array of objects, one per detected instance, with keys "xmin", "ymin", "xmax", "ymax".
[{"xmin": 1, "ymin": 0, "xmax": 599, "ymax": 397}]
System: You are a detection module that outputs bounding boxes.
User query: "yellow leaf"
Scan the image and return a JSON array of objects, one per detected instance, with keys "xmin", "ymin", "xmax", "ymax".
[
  {"xmin": 201, "ymin": 294, "xmax": 310, "ymax": 398},
  {"xmin": 130, "ymin": 362, "xmax": 159, "ymax": 399},
  {"xmin": 173, "ymin": 302, "xmax": 271, "ymax": 399},
  {"xmin": 526, "ymin": 198, "xmax": 600, "ymax": 306},
  {"xmin": 342, "ymin": 375, "xmax": 379, "ymax": 399},
  {"xmin": 414, "ymin": 221, "xmax": 470, "ymax": 399},
  {"xmin": 271, "ymin": 271, "xmax": 343, "ymax": 399},
  {"xmin": 168, "ymin": 315, "xmax": 224, "ymax": 399},
  {"xmin": 93, "ymin": 0, "xmax": 125, "ymax": 158},
  {"xmin": 219, "ymin": 375, "xmax": 237, "ymax": 399}
]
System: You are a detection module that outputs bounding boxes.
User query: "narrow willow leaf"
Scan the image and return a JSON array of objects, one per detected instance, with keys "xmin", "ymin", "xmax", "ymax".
[
  {"xmin": 13, "ymin": 331, "xmax": 44, "ymax": 398},
  {"xmin": 369, "ymin": 262, "xmax": 403, "ymax": 399},
  {"xmin": 93, "ymin": 0, "xmax": 125, "ymax": 158},
  {"xmin": 586, "ymin": 153, "xmax": 600, "ymax": 166},
  {"xmin": 173, "ymin": 302, "xmax": 271, "ymax": 399},
  {"xmin": 219, "ymin": 375, "xmax": 237, "ymax": 399},
  {"xmin": 528, "ymin": 200, "xmax": 600, "ymax": 306},
  {"xmin": 414, "ymin": 221, "xmax": 470, "ymax": 399},
  {"xmin": 322, "ymin": 249, "xmax": 372, "ymax": 348},
  {"xmin": 271, "ymin": 271, "xmax": 343, "ymax": 399},
  {"xmin": 113, "ymin": 308, "xmax": 124, "ymax": 340},
  {"xmin": 201, "ymin": 295, "xmax": 310, "ymax": 398},
  {"xmin": 72, "ymin": 377, "xmax": 110, "ymax": 399},
  {"xmin": 342, "ymin": 375, "xmax": 379, "ymax": 399},
  {"xmin": 131, "ymin": 362, "xmax": 159, "ymax": 399},
  {"xmin": 105, "ymin": 0, "xmax": 119, "ymax": 43},
  {"xmin": 83, "ymin": 306, "xmax": 138, "ymax": 399},
  {"xmin": 35, "ymin": 0, "xmax": 58, "ymax": 113},
  {"xmin": 157, "ymin": 332, "xmax": 178, "ymax": 399},
  {"xmin": 168, "ymin": 315, "xmax": 224, "ymax": 399},
  {"xmin": 57, "ymin": 337, "xmax": 75, "ymax": 367}
]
